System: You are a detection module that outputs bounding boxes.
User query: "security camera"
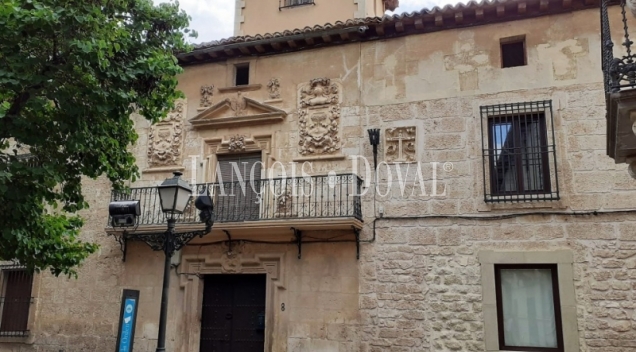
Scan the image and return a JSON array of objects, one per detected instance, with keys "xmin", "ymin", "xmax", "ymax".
[
  {"xmin": 194, "ymin": 193, "xmax": 214, "ymax": 225},
  {"xmin": 109, "ymin": 200, "xmax": 141, "ymax": 227},
  {"xmin": 357, "ymin": 26, "xmax": 368, "ymax": 34}
]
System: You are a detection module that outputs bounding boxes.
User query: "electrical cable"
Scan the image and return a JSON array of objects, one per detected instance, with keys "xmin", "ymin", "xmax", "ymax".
[{"xmin": 359, "ymin": 209, "xmax": 636, "ymax": 243}]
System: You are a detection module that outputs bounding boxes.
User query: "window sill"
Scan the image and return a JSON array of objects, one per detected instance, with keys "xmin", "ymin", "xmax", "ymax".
[
  {"xmin": 279, "ymin": 2, "xmax": 315, "ymax": 10},
  {"xmin": 0, "ymin": 334, "xmax": 34, "ymax": 344},
  {"xmin": 478, "ymin": 200, "xmax": 566, "ymax": 212},
  {"xmin": 218, "ymin": 84, "xmax": 262, "ymax": 93}
]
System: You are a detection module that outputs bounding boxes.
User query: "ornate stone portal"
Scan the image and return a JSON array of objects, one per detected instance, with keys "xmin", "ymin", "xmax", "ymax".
[
  {"xmin": 297, "ymin": 78, "xmax": 342, "ymax": 157},
  {"xmin": 147, "ymin": 100, "xmax": 186, "ymax": 168},
  {"xmin": 178, "ymin": 251, "xmax": 285, "ymax": 352},
  {"xmin": 385, "ymin": 126, "xmax": 416, "ymax": 163}
]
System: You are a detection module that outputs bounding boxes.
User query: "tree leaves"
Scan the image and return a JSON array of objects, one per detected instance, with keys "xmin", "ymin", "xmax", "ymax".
[{"xmin": 0, "ymin": 0, "xmax": 194, "ymax": 276}]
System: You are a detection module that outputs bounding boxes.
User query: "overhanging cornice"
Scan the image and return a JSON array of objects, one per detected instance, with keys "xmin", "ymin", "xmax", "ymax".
[{"xmin": 178, "ymin": 0, "xmax": 603, "ymax": 65}]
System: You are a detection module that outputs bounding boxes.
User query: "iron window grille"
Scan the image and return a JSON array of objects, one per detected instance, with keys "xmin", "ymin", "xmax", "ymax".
[
  {"xmin": 279, "ymin": 0, "xmax": 314, "ymax": 10},
  {"xmin": 0, "ymin": 264, "xmax": 33, "ymax": 337},
  {"xmin": 480, "ymin": 100, "xmax": 559, "ymax": 203},
  {"xmin": 494, "ymin": 264, "xmax": 564, "ymax": 352}
]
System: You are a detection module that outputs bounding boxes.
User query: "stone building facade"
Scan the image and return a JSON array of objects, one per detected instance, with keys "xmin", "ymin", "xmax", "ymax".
[
  {"xmin": 2, "ymin": 0, "xmax": 636, "ymax": 351},
  {"xmin": 233, "ymin": 0, "xmax": 395, "ymax": 36}
]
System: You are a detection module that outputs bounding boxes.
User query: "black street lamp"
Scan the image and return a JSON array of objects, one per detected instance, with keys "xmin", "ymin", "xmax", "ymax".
[
  {"xmin": 601, "ymin": 0, "xmax": 636, "ymax": 174},
  {"xmin": 110, "ymin": 171, "xmax": 214, "ymax": 352}
]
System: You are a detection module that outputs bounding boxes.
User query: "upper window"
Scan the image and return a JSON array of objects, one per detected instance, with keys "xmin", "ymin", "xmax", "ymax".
[
  {"xmin": 235, "ymin": 64, "xmax": 250, "ymax": 86},
  {"xmin": 501, "ymin": 36, "xmax": 527, "ymax": 68},
  {"xmin": 280, "ymin": 0, "xmax": 314, "ymax": 8},
  {"xmin": 0, "ymin": 264, "xmax": 33, "ymax": 337},
  {"xmin": 495, "ymin": 264, "xmax": 564, "ymax": 351},
  {"xmin": 215, "ymin": 153, "xmax": 262, "ymax": 222},
  {"xmin": 480, "ymin": 100, "xmax": 559, "ymax": 202}
]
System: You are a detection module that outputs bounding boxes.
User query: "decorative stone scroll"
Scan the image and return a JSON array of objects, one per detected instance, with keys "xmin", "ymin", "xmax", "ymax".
[
  {"xmin": 228, "ymin": 135, "xmax": 246, "ymax": 153},
  {"xmin": 267, "ymin": 78, "xmax": 280, "ymax": 100},
  {"xmin": 297, "ymin": 78, "xmax": 342, "ymax": 157},
  {"xmin": 147, "ymin": 100, "xmax": 186, "ymax": 168},
  {"xmin": 385, "ymin": 126, "xmax": 416, "ymax": 163},
  {"xmin": 200, "ymin": 85, "xmax": 214, "ymax": 107}
]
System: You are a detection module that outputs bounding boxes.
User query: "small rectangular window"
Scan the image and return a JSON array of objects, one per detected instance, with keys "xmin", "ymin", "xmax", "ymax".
[
  {"xmin": 281, "ymin": 0, "xmax": 314, "ymax": 8},
  {"xmin": 0, "ymin": 264, "xmax": 33, "ymax": 337},
  {"xmin": 235, "ymin": 64, "xmax": 250, "ymax": 86},
  {"xmin": 501, "ymin": 36, "xmax": 526, "ymax": 68},
  {"xmin": 480, "ymin": 100, "xmax": 559, "ymax": 202},
  {"xmin": 495, "ymin": 264, "xmax": 564, "ymax": 351}
]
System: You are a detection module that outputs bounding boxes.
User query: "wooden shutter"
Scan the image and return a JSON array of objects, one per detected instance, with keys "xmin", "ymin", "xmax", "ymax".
[
  {"xmin": 0, "ymin": 269, "xmax": 33, "ymax": 334},
  {"xmin": 216, "ymin": 154, "xmax": 262, "ymax": 221}
]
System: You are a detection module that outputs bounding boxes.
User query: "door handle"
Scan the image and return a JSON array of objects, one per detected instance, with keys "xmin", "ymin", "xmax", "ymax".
[
  {"xmin": 256, "ymin": 312, "xmax": 265, "ymax": 330},
  {"xmin": 225, "ymin": 313, "xmax": 233, "ymax": 320}
]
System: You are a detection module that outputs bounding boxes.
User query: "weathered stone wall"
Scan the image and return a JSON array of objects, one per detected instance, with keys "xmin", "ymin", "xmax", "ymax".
[{"xmin": 2, "ymin": 6, "xmax": 636, "ymax": 352}]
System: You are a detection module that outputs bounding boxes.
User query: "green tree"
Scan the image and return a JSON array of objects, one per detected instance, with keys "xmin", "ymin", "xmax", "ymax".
[{"xmin": 0, "ymin": 0, "xmax": 195, "ymax": 276}]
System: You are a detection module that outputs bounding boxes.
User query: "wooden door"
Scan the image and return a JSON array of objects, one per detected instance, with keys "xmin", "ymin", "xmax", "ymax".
[{"xmin": 199, "ymin": 274, "xmax": 266, "ymax": 352}]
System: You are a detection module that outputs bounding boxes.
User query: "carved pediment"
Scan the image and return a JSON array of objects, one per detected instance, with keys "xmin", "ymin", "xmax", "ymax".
[{"xmin": 190, "ymin": 92, "xmax": 286, "ymax": 129}]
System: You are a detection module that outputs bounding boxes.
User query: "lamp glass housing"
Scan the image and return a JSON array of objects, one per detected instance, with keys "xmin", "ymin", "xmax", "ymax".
[{"xmin": 158, "ymin": 172, "xmax": 192, "ymax": 214}]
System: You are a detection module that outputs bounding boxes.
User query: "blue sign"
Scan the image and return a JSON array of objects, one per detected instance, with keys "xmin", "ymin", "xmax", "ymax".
[
  {"xmin": 118, "ymin": 298, "xmax": 136, "ymax": 352},
  {"xmin": 116, "ymin": 290, "xmax": 139, "ymax": 352}
]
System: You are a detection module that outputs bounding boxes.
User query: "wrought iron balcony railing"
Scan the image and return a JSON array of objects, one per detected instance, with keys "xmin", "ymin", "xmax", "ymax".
[
  {"xmin": 601, "ymin": 0, "xmax": 636, "ymax": 93},
  {"xmin": 109, "ymin": 173, "xmax": 363, "ymax": 227},
  {"xmin": 279, "ymin": 0, "xmax": 314, "ymax": 10}
]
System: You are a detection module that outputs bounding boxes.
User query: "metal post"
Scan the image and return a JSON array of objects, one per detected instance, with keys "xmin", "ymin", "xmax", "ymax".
[{"xmin": 155, "ymin": 218, "xmax": 175, "ymax": 352}]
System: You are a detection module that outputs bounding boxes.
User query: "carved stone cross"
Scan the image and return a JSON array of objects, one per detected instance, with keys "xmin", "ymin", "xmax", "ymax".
[{"xmin": 386, "ymin": 127, "xmax": 415, "ymax": 162}]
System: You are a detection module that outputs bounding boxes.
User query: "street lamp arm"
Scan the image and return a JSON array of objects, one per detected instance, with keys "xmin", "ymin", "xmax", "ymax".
[{"xmin": 123, "ymin": 221, "xmax": 213, "ymax": 257}]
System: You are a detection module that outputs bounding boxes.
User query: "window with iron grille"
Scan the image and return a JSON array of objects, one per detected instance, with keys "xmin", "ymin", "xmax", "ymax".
[
  {"xmin": 480, "ymin": 100, "xmax": 559, "ymax": 202},
  {"xmin": 0, "ymin": 264, "xmax": 33, "ymax": 337},
  {"xmin": 280, "ymin": 0, "xmax": 314, "ymax": 8}
]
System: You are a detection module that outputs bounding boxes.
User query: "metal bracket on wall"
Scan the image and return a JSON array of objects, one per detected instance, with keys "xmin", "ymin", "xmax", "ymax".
[
  {"xmin": 291, "ymin": 227, "xmax": 302, "ymax": 259},
  {"xmin": 223, "ymin": 230, "xmax": 233, "ymax": 253},
  {"xmin": 352, "ymin": 226, "xmax": 360, "ymax": 260},
  {"xmin": 113, "ymin": 234, "xmax": 128, "ymax": 262}
]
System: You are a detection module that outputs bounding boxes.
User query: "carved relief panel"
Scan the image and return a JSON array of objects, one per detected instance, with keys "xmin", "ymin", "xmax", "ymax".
[
  {"xmin": 200, "ymin": 85, "xmax": 214, "ymax": 108},
  {"xmin": 297, "ymin": 78, "xmax": 342, "ymax": 158},
  {"xmin": 147, "ymin": 100, "xmax": 186, "ymax": 168},
  {"xmin": 227, "ymin": 135, "xmax": 246, "ymax": 152},
  {"xmin": 385, "ymin": 126, "xmax": 416, "ymax": 163},
  {"xmin": 267, "ymin": 78, "xmax": 280, "ymax": 100}
]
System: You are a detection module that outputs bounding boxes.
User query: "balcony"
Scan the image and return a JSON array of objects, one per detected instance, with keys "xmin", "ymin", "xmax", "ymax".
[
  {"xmin": 107, "ymin": 173, "xmax": 363, "ymax": 240},
  {"xmin": 602, "ymin": 0, "xmax": 636, "ymax": 175}
]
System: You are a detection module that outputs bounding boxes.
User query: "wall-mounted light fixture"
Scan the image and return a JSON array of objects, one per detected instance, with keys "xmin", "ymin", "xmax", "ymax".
[{"xmin": 367, "ymin": 128, "xmax": 380, "ymax": 170}]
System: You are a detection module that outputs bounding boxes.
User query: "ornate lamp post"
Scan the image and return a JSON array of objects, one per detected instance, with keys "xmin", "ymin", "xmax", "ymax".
[
  {"xmin": 602, "ymin": 0, "xmax": 636, "ymax": 176},
  {"xmin": 125, "ymin": 172, "xmax": 214, "ymax": 352}
]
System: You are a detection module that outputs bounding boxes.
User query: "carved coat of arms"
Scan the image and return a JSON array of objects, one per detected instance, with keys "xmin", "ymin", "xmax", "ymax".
[
  {"xmin": 147, "ymin": 101, "xmax": 185, "ymax": 167},
  {"xmin": 298, "ymin": 78, "xmax": 341, "ymax": 156}
]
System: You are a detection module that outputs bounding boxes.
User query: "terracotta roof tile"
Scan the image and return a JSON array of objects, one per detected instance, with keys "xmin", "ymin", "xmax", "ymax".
[{"xmin": 183, "ymin": 0, "xmax": 599, "ymax": 61}]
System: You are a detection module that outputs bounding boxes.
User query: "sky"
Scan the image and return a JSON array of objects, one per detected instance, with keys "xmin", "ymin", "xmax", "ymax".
[{"xmin": 153, "ymin": 0, "xmax": 458, "ymax": 43}]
